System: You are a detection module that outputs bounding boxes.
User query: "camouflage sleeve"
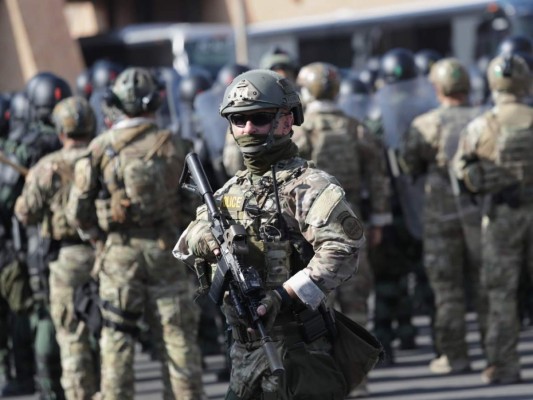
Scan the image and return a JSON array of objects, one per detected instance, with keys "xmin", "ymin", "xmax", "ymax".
[
  {"xmin": 283, "ymin": 169, "xmax": 364, "ymax": 309},
  {"xmin": 14, "ymin": 156, "xmax": 54, "ymax": 226},
  {"xmin": 355, "ymin": 123, "xmax": 392, "ymax": 226},
  {"xmin": 452, "ymin": 116, "xmax": 486, "ymax": 181},
  {"xmin": 66, "ymin": 141, "xmax": 101, "ymax": 233},
  {"xmin": 402, "ymin": 112, "xmax": 438, "ymax": 178}
]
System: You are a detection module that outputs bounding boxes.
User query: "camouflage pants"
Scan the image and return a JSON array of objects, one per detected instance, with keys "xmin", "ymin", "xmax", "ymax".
[
  {"xmin": 49, "ymin": 244, "xmax": 98, "ymax": 400},
  {"xmin": 424, "ymin": 214, "xmax": 487, "ymax": 363},
  {"xmin": 98, "ymin": 233, "xmax": 204, "ymax": 400},
  {"xmin": 226, "ymin": 335, "xmax": 345, "ymax": 400},
  {"xmin": 481, "ymin": 204, "xmax": 533, "ymax": 378},
  {"xmin": 0, "ymin": 255, "xmax": 35, "ymax": 384}
]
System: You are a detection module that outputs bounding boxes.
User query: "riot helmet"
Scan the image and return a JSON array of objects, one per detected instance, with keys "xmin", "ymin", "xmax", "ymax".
[
  {"xmin": 105, "ymin": 67, "xmax": 161, "ymax": 117},
  {"xmin": 216, "ymin": 63, "xmax": 251, "ymax": 87},
  {"xmin": 487, "ymin": 53, "xmax": 530, "ymax": 96},
  {"xmin": 52, "ymin": 96, "xmax": 96, "ymax": 138},
  {"xmin": 429, "ymin": 57, "xmax": 470, "ymax": 96},
  {"xmin": 91, "ymin": 59, "xmax": 124, "ymax": 90},
  {"xmin": 220, "ymin": 69, "xmax": 303, "ymax": 126},
  {"xmin": 26, "ymin": 72, "xmax": 72, "ymax": 123},
  {"xmin": 296, "ymin": 62, "xmax": 341, "ymax": 101},
  {"xmin": 497, "ymin": 35, "xmax": 533, "ymax": 56},
  {"xmin": 380, "ymin": 48, "xmax": 417, "ymax": 84},
  {"xmin": 339, "ymin": 74, "xmax": 370, "ymax": 96},
  {"xmin": 76, "ymin": 69, "xmax": 93, "ymax": 99},
  {"xmin": 415, "ymin": 49, "xmax": 443, "ymax": 76}
]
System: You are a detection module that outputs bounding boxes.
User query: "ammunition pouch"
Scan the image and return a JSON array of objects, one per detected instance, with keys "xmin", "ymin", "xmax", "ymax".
[{"xmin": 294, "ymin": 307, "xmax": 329, "ymax": 344}]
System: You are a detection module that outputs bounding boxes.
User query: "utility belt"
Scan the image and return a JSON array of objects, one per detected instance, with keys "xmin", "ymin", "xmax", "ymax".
[
  {"xmin": 106, "ymin": 226, "xmax": 171, "ymax": 247},
  {"xmin": 231, "ymin": 305, "xmax": 333, "ymax": 346}
]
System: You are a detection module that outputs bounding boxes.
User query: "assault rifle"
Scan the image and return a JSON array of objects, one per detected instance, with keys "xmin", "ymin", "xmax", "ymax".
[{"xmin": 180, "ymin": 152, "xmax": 284, "ymax": 376}]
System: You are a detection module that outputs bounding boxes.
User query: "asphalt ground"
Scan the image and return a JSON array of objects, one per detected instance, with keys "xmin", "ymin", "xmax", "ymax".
[{"xmin": 4, "ymin": 313, "xmax": 533, "ymax": 399}]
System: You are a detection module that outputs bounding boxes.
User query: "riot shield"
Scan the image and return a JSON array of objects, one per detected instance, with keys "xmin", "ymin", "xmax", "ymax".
[
  {"xmin": 373, "ymin": 77, "xmax": 438, "ymax": 240},
  {"xmin": 337, "ymin": 93, "xmax": 372, "ymax": 122}
]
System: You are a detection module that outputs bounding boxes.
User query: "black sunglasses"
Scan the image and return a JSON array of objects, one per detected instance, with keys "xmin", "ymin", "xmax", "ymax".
[{"xmin": 228, "ymin": 112, "xmax": 277, "ymax": 127}]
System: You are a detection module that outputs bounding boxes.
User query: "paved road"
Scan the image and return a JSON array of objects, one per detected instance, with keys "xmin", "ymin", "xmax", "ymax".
[{"xmin": 4, "ymin": 313, "xmax": 533, "ymax": 399}]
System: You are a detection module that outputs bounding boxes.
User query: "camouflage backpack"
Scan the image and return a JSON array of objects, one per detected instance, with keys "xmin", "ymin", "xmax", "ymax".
[
  {"xmin": 97, "ymin": 123, "xmax": 175, "ymax": 229},
  {"xmin": 299, "ymin": 112, "xmax": 361, "ymax": 205}
]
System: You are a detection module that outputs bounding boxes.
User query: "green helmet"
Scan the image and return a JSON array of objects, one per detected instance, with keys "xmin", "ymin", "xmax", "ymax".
[
  {"xmin": 260, "ymin": 51, "xmax": 297, "ymax": 72},
  {"xmin": 487, "ymin": 54, "xmax": 530, "ymax": 95},
  {"xmin": 429, "ymin": 57, "xmax": 470, "ymax": 95},
  {"xmin": 107, "ymin": 67, "xmax": 160, "ymax": 116},
  {"xmin": 52, "ymin": 96, "xmax": 96, "ymax": 138},
  {"xmin": 296, "ymin": 62, "xmax": 341, "ymax": 100},
  {"xmin": 219, "ymin": 69, "xmax": 303, "ymax": 125}
]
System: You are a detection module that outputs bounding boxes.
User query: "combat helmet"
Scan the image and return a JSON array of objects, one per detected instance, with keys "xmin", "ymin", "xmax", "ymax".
[
  {"xmin": 216, "ymin": 63, "xmax": 250, "ymax": 87},
  {"xmin": 179, "ymin": 69, "xmax": 212, "ymax": 105},
  {"xmin": 497, "ymin": 35, "xmax": 533, "ymax": 57},
  {"xmin": 105, "ymin": 67, "xmax": 161, "ymax": 117},
  {"xmin": 91, "ymin": 59, "xmax": 124, "ymax": 90},
  {"xmin": 380, "ymin": 48, "xmax": 418, "ymax": 84},
  {"xmin": 52, "ymin": 96, "xmax": 96, "ymax": 138},
  {"xmin": 260, "ymin": 48, "xmax": 298, "ymax": 75},
  {"xmin": 220, "ymin": 69, "xmax": 303, "ymax": 125},
  {"xmin": 26, "ymin": 72, "xmax": 72, "ymax": 123},
  {"xmin": 429, "ymin": 57, "xmax": 470, "ymax": 95},
  {"xmin": 296, "ymin": 62, "xmax": 341, "ymax": 101},
  {"xmin": 415, "ymin": 49, "xmax": 443, "ymax": 76},
  {"xmin": 487, "ymin": 53, "xmax": 530, "ymax": 96}
]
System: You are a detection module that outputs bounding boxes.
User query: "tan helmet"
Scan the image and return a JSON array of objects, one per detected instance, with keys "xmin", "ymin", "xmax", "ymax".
[
  {"xmin": 52, "ymin": 96, "xmax": 96, "ymax": 138},
  {"xmin": 487, "ymin": 53, "xmax": 530, "ymax": 95},
  {"xmin": 219, "ymin": 69, "xmax": 303, "ymax": 125},
  {"xmin": 429, "ymin": 57, "xmax": 470, "ymax": 95},
  {"xmin": 106, "ymin": 67, "xmax": 161, "ymax": 116},
  {"xmin": 296, "ymin": 62, "xmax": 341, "ymax": 101}
]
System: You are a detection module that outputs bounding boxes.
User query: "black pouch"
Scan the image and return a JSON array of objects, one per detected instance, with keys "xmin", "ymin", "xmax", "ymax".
[
  {"xmin": 332, "ymin": 310, "xmax": 383, "ymax": 394},
  {"xmin": 294, "ymin": 307, "xmax": 328, "ymax": 344}
]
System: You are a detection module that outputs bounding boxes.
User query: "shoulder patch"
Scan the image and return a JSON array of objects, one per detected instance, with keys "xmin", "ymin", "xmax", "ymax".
[
  {"xmin": 338, "ymin": 210, "xmax": 364, "ymax": 240},
  {"xmin": 305, "ymin": 183, "xmax": 344, "ymax": 227}
]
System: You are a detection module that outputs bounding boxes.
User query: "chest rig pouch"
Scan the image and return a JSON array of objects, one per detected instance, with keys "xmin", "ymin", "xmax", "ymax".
[{"xmin": 220, "ymin": 169, "xmax": 294, "ymax": 289}]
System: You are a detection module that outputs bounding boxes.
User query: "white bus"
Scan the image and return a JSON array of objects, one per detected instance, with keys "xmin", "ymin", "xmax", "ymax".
[{"xmin": 245, "ymin": 0, "xmax": 533, "ymax": 69}]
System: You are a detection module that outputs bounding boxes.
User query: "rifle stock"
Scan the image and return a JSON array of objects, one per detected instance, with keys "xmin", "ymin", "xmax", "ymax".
[{"xmin": 180, "ymin": 152, "xmax": 285, "ymax": 376}]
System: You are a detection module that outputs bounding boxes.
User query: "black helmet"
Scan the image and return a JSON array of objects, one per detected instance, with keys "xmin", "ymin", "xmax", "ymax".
[
  {"xmin": 178, "ymin": 72, "xmax": 213, "ymax": 104},
  {"xmin": 497, "ymin": 35, "xmax": 533, "ymax": 56},
  {"xmin": 26, "ymin": 72, "xmax": 72, "ymax": 123},
  {"xmin": 91, "ymin": 59, "xmax": 124, "ymax": 90},
  {"xmin": 380, "ymin": 48, "xmax": 417, "ymax": 84},
  {"xmin": 339, "ymin": 74, "xmax": 371, "ymax": 96},
  {"xmin": 415, "ymin": 49, "xmax": 443, "ymax": 76},
  {"xmin": 76, "ymin": 69, "xmax": 93, "ymax": 99},
  {"xmin": 216, "ymin": 63, "xmax": 251, "ymax": 87},
  {"xmin": 9, "ymin": 91, "xmax": 30, "ymax": 123}
]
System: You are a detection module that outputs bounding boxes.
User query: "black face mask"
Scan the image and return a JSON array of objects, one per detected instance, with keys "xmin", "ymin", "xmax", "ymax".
[{"xmin": 234, "ymin": 133, "xmax": 298, "ymax": 175}]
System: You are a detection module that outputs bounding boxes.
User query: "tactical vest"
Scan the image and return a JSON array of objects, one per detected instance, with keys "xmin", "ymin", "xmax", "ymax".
[
  {"xmin": 95, "ymin": 123, "xmax": 175, "ymax": 231},
  {"xmin": 216, "ymin": 159, "xmax": 312, "ymax": 288},
  {"xmin": 435, "ymin": 106, "xmax": 482, "ymax": 170},
  {"xmin": 45, "ymin": 148, "xmax": 86, "ymax": 241},
  {"xmin": 301, "ymin": 112, "xmax": 361, "ymax": 207},
  {"xmin": 484, "ymin": 103, "xmax": 533, "ymax": 202}
]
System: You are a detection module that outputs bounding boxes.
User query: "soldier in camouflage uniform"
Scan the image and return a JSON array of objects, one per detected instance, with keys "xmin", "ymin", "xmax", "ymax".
[
  {"xmin": 14, "ymin": 96, "xmax": 99, "ymax": 399},
  {"xmin": 293, "ymin": 62, "xmax": 391, "ymax": 328},
  {"xmin": 401, "ymin": 58, "xmax": 487, "ymax": 374},
  {"xmin": 454, "ymin": 53, "xmax": 533, "ymax": 384},
  {"xmin": 67, "ymin": 67, "xmax": 205, "ymax": 400},
  {"xmin": 174, "ymin": 69, "xmax": 366, "ymax": 399}
]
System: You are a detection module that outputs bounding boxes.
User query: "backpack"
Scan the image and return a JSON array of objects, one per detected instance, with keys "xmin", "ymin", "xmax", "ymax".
[{"xmin": 100, "ymin": 123, "xmax": 173, "ymax": 227}]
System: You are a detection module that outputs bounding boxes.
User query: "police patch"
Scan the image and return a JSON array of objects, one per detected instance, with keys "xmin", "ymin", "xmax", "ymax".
[{"xmin": 338, "ymin": 211, "xmax": 364, "ymax": 240}]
